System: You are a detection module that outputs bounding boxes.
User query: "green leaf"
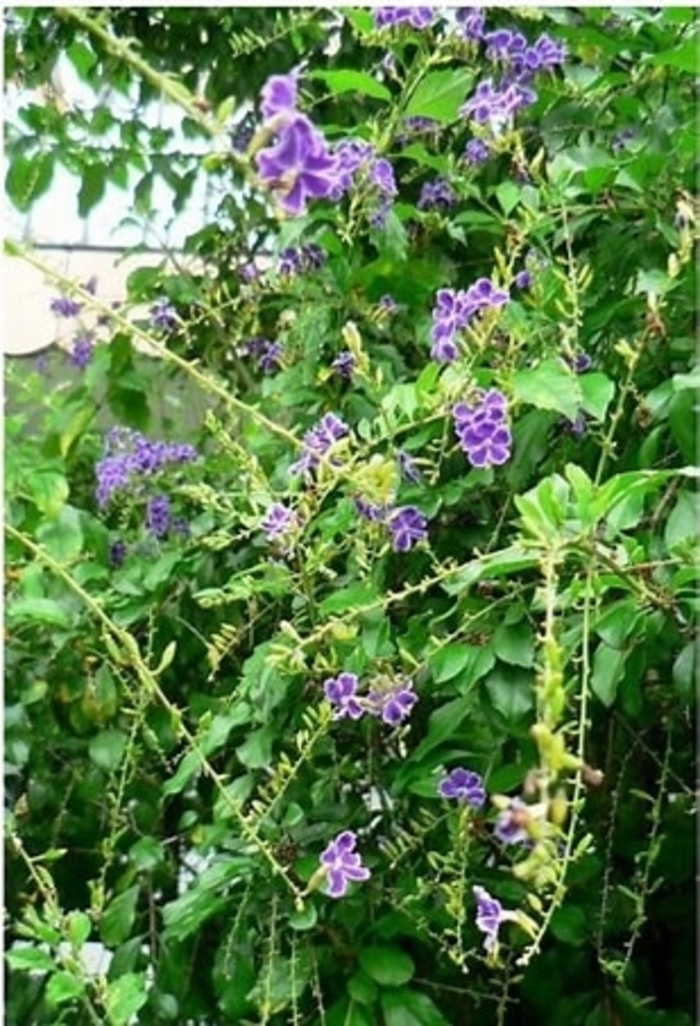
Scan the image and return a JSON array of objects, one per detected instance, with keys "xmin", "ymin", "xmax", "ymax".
[
  {"xmin": 235, "ymin": 725, "xmax": 275, "ymax": 768},
  {"xmin": 320, "ymin": 583, "xmax": 378, "ymax": 616},
  {"xmin": 66, "ymin": 911, "xmax": 91, "ymax": 949},
  {"xmin": 347, "ymin": 970, "xmax": 379, "ymax": 1005},
  {"xmin": 411, "ymin": 696, "xmax": 475, "ymax": 761},
  {"xmin": 162, "ymin": 859, "xmax": 251, "ymax": 942},
  {"xmin": 29, "ymin": 469, "xmax": 69, "ymax": 517},
  {"xmin": 495, "ymin": 181, "xmax": 521, "ymax": 217},
  {"xmin": 129, "ymin": 836, "xmax": 164, "ymax": 872},
  {"xmin": 672, "ymin": 642, "xmax": 696, "ymax": 703},
  {"xmin": 105, "ymin": 972, "xmax": 149, "ymax": 1026},
  {"xmin": 512, "ymin": 359, "xmax": 583, "ymax": 419},
  {"xmin": 429, "ymin": 643, "xmax": 472, "ymax": 683},
  {"xmin": 594, "ymin": 600, "xmax": 640, "ymax": 649},
  {"xmin": 404, "ymin": 69, "xmax": 474, "ymax": 123},
  {"xmin": 288, "ymin": 902, "xmax": 318, "ymax": 931},
  {"xmin": 578, "ymin": 372, "xmax": 615, "ymax": 421},
  {"xmin": 591, "ymin": 643, "xmax": 627, "ymax": 707},
  {"xmin": 5, "ymin": 946, "xmax": 56, "ymax": 972},
  {"xmin": 380, "ymin": 988, "xmax": 450, "ymax": 1026},
  {"xmin": 46, "ymin": 970, "xmax": 86, "ymax": 1006},
  {"xmin": 36, "ymin": 506, "xmax": 84, "ymax": 562},
  {"xmin": 89, "ymin": 729, "xmax": 128, "ymax": 772},
  {"xmin": 484, "ymin": 666, "xmax": 534, "ymax": 722},
  {"xmin": 310, "ymin": 69, "xmax": 391, "ymax": 102},
  {"xmin": 645, "ymin": 34, "xmax": 699, "ymax": 73},
  {"xmin": 550, "ymin": 905, "xmax": 590, "ymax": 946},
  {"xmin": 100, "ymin": 885, "xmax": 140, "ymax": 947},
  {"xmin": 665, "ymin": 490, "xmax": 698, "ymax": 550},
  {"xmin": 6, "ymin": 151, "xmax": 54, "ymax": 212},
  {"xmin": 492, "ymin": 620, "xmax": 535, "ymax": 668},
  {"xmin": 78, "ymin": 163, "xmax": 106, "ymax": 216},
  {"xmin": 359, "ymin": 946, "xmax": 415, "ymax": 987},
  {"xmin": 8, "ymin": 598, "xmax": 72, "ymax": 629}
]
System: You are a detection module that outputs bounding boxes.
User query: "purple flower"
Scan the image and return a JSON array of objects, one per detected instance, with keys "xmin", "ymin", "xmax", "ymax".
[
  {"xmin": 514, "ymin": 269, "xmax": 532, "ymax": 290},
  {"xmin": 378, "ymin": 294, "xmax": 399, "ymax": 315},
  {"xmin": 369, "ymin": 681, "xmax": 418, "ymax": 726},
  {"xmin": 530, "ymin": 33, "xmax": 567, "ymax": 71},
  {"xmin": 239, "ymin": 261, "xmax": 261, "ymax": 283},
  {"xmin": 430, "ymin": 280, "xmax": 508, "ymax": 363},
  {"xmin": 418, "ymin": 176, "xmax": 456, "ymax": 212},
  {"xmin": 453, "ymin": 389, "xmax": 512, "ymax": 469},
  {"xmin": 95, "ymin": 428, "xmax": 197, "ymax": 507},
  {"xmin": 612, "ymin": 127, "xmax": 635, "ymax": 154},
  {"xmin": 256, "ymin": 114, "xmax": 339, "ymax": 217},
  {"xmin": 146, "ymin": 494, "xmax": 171, "ymax": 538},
  {"xmin": 324, "ymin": 672, "xmax": 365, "ymax": 720},
  {"xmin": 397, "ymin": 450, "xmax": 422, "ymax": 484},
  {"xmin": 570, "ymin": 352, "xmax": 592, "ymax": 374},
  {"xmin": 438, "ymin": 768, "xmax": 486, "ymax": 807},
  {"xmin": 369, "ymin": 157, "xmax": 397, "ymax": 199},
  {"xmin": 290, "ymin": 412, "xmax": 350, "ymax": 477},
  {"xmin": 387, "ymin": 506, "xmax": 428, "ymax": 551},
  {"xmin": 332, "ymin": 351, "xmax": 356, "ymax": 380},
  {"xmin": 473, "ymin": 886, "xmax": 513, "ymax": 953},
  {"xmin": 456, "ymin": 7, "xmax": 485, "ymax": 41},
  {"xmin": 261, "ymin": 502, "xmax": 297, "ymax": 542},
  {"xmin": 50, "ymin": 294, "xmax": 82, "ymax": 318},
  {"xmin": 319, "ymin": 830, "xmax": 370, "ymax": 898},
  {"xmin": 396, "ymin": 116, "xmax": 441, "ymax": 147},
  {"xmin": 493, "ymin": 797, "xmax": 531, "ymax": 845},
  {"xmin": 374, "ymin": 7, "xmax": 434, "ymax": 30},
  {"xmin": 463, "ymin": 138, "xmax": 491, "ymax": 166},
  {"xmin": 240, "ymin": 336, "xmax": 283, "ymax": 373},
  {"xmin": 354, "ymin": 497, "xmax": 389, "ymax": 523},
  {"xmin": 260, "ymin": 72, "xmax": 298, "ymax": 121},
  {"xmin": 70, "ymin": 333, "xmax": 94, "ymax": 369},
  {"xmin": 108, "ymin": 540, "xmax": 127, "ymax": 568},
  {"xmin": 150, "ymin": 298, "xmax": 178, "ymax": 332}
]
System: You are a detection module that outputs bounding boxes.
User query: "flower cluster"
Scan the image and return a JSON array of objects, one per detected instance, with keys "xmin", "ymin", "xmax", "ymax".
[
  {"xmin": 418, "ymin": 176, "xmax": 457, "ymax": 212},
  {"xmin": 355, "ymin": 500, "xmax": 429, "ymax": 552},
  {"xmin": 239, "ymin": 336, "xmax": 283, "ymax": 373},
  {"xmin": 373, "ymin": 7, "xmax": 434, "ymax": 31},
  {"xmin": 438, "ymin": 767, "xmax": 486, "ymax": 807},
  {"xmin": 430, "ymin": 279, "xmax": 509, "ymax": 362},
  {"xmin": 331, "ymin": 350, "xmax": 356, "ymax": 380},
  {"xmin": 324, "ymin": 672, "xmax": 418, "ymax": 726},
  {"xmin": 455, "ymin": 7, "xmax": 486, "ymax": 41},
  {"xmin": 255, "ymin": 73, "xmax": 339, "ymax": 217},
  {"xmin": 70, "ymin": 331, "xmax": 94, "ymax": 369},
  {"xmin": 459, "ymin": 19, "xmax": 566, "ymax": 137},
  {"xmin": 452, "ymin": 388, "xmax": 512, "ymax": 469},
  {"xmin": 463, "ymin": 137, "xmax": 492, "ymax": 166},
  {"xmin": 330, "ymin": 139, "xmax": 398, "ymax": 227},
  {"xmin": 319, "ymin": 830, "xmax": 371, "ymax": 898},
  {"xmin": 289, "ymin": 412, "xmax": 349, "ymax": 477},
  {"xmin": 146, "ymin": 494, "xmax": 171, "ymax": 538},
  {"xmin": 95, "ymin": 427, "xmax": 197, "ymax": 508},
  {"xmin": 278, "ymin": 243, "xmax": 326, "ymax": 276},
  {"xmin": 260, "ymin": 502, "xmax": 298, "ymax": 544}
]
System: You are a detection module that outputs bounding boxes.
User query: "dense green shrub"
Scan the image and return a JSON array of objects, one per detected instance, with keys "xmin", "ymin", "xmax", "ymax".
[{"xmin": 5, "ymin": 7, "xmax": 697, "ymax": 1025}]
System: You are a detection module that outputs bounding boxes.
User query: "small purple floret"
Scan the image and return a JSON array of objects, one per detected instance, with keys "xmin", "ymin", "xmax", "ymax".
[
  {"xmin": 438, "ymin": 767, "xmax": 486, "ymax": 807},
  {"xmin": 320, "ymin": 830, "xmax": 370, "ymax": 898}
]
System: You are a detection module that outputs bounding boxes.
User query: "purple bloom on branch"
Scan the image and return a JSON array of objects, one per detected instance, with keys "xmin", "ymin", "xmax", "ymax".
[
  {"xmin": 463, "ymin": 138, "xmax": 491, "ymax": 166},
  {"xmin": 150, "ymin": 298, "xmax": 178, "ymax": 332},
  {"xmin": 456, "ymin": 7, "xmax": 486, "ymax": 41},
  {"xmin": 438, "ymin": 768, "xmax": 486, "ymax": 807},
  {"xmin": 261, "ymin": 502, "xmax": 297, "ymax": 543},
  {"xmin": 260, "ymin": 72, "xmax": 298, "ymax": 121},
  {"xmin": 514, "ymin": 269, "xmax": 533, "ymax": 290},
  {"xmin": 256, "ymin": 114, "xmax": 339, "ymax": 217},
  {"xmin": 290, "ymin": 412, "xmax": 350, "ymax": 477},
  {"xmin": 397, "ymin": 450, "xmax": 422, "ymax": 484},
  {"xmin": 493, "ymin": 797, "xmax": 532, "ymax": 845},
  {"xmin": 473, "ymin": 886, "xmax": 514, "ymax": 953},
  {"xmin": 146, "ymin": 494, "xmax": 171, "ymax": 538},
  {"xmin": 332, "ymin": 350, "xmax": 356, "ymax": 380},
  {"xmin": 324, "ymin": 672, "xmax": 365, "ymax": 720},
  {"xmin": 70, "ymin": 333, "xmax": 94, "ymax": 369},
  {"xmin": 374, "ymin": 7, "xmax": 434, "ymax": 30},
  {"xmin": 50, "ymin": 294, "xmax": 82, "ymax": 318},
  {"xmin": 369, "ymin": 680, "xmax": 418, "ymax": 726},
  {"xmin": 320, "ymin": 830, "xmax": 371, "ymax": 898},
  {"xmin": 387, "ymin": 506, "xmax": 428, "ymax": 551},
  {"xmin": 453, "ymin": 388, "xmax": 512, "ymax": 469},
  {"xmin": 418, "ymin": 176, "xmax": 456, "ymax": 211},
  {"xmin": 108, "ymin": 540, "xmax": 128, "ymax": 568}
]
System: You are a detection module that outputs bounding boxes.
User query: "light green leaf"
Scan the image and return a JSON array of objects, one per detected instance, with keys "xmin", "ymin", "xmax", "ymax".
[
  {"xmin": 89, "ymin": 729, "xmax": 128, "ymax": 772},
  {"xmin": 105, "ymin": 972, "xmax": 149, "ymax": 1026},
  {"xmin": 512, "ymin": 359, "xmax": 582, "ymax": 419},
  {"xmin": 591, "ymin": 643, "xmax": 627, "ymax": 707},
  {"xmin": 492, "ymin": 620, "xmax": 535, "ymax": 668},
  {"xmin": 5, "ymin": 946, "xmax": 56, "ymax": 973},
  {"xmin": 46, "ymin": 970, "xmax": 86, "ymax": 1006},
  {"xmin": 381, "ymin": 988, "xmax": 450, "ymax": 1026},
  {"xmin": 429, "ymin": 644, "xmax": 471, "ymax": 683},
  {"xmin": 579, "ymin": 372, "xmax": 615, "ymax": 421},
  {"xmin": 665, "ymin": 490, "xmax": 699, "ymax": 551},
  {"xmin": 359, "ymin": 946, "xmax": 415, "ymax": 987},
  {"xmin": 411, "ymin": 696, "xmax": 475, "ymax": 761},
  {"xmin": 404, "ymin": 69, "xmax": 474, "ymax": 123},
  {"xmin": 310, "ymin": 69, "xmax": 391, "ymax": 102},
  {"xmin": 8, "ymin": 598, "xmax": 72, "ymax": 629},
  {"xmin": 100, "ymin": 886, "xmax": 140, "ymax": 947},
  {"xmin": 485, "ymin": 666, "xmax": 534, "ymax": 721}
]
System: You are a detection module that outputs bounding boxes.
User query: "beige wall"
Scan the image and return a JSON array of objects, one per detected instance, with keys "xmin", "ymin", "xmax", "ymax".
[{"xmin": 4, "ymin": 247, "xmax": 170, "ymax": 356}]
